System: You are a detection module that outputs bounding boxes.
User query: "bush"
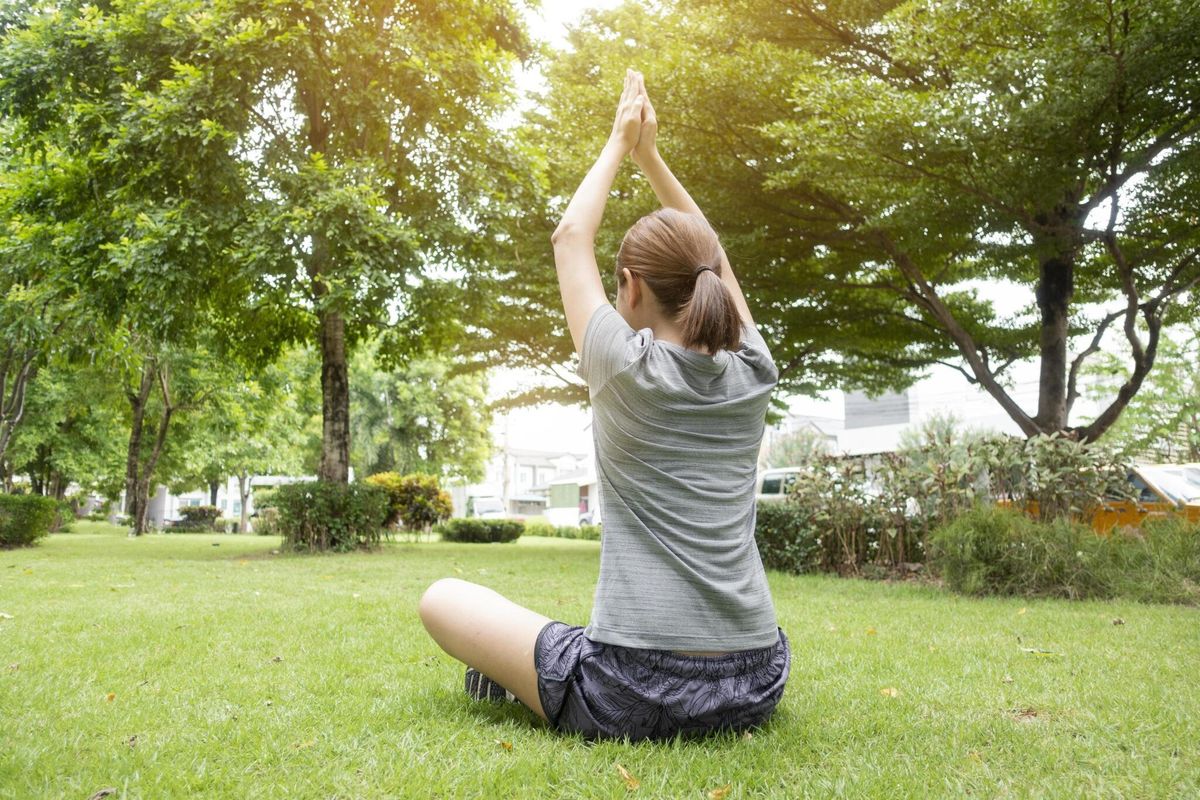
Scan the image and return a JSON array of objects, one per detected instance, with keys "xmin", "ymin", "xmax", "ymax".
[
  {"xmin": 524, "ymin": 520, "xmax": 555, "ymax": 538},
  {"xmin": 253, "ymin": 507, "xmax": 280, "ymax": 536},
  {"xmin": 578, "ymin": 523, "xmax": 602, "ymax": 541},
  {"xmin": 926, "ymin": 504, "xmax": 1036, "ymax": 596},
  {"xmin": 928, "ymin": 505, "xmax": 1200, "ymax": 604},
  {"xmin": 49, "ymin": 499, "xmax": 75, "ymax": 533},
  {"xmin": 272, "ymin": 481, "xmax": 390, "ymax": 552},
  {"xmin": 364, "ymin": 472, "xmax": 453, "ymax": 536},
  {"xmin": 521, "ymin": 520, "xmax": 602, "ymax": 541},
  {"xmin": 0, "ymin": 494, "xmax": 59, "ymax": 548},
  {"xmin": 434, "ymin": 518, "xmax": 524, "ymax": 543},
  {"xmin": 171, "ymin": 505, "xmax": 222, "ymax": 532},
  {"xmin": 754, "ymin": 501, "xmax": 823, "ymax": 574}
]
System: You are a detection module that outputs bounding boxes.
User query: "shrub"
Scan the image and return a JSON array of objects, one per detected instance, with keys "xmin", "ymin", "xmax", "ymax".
[
  {"xmin": 364, "ymin": 472, "xmax": 453, "ymax": 535},
  {"xmin": 524, "ymin": 520, "xmax": 555, "ymax": 538},
  {"xmin": 520, "ymin": 520, "xmax": 602, "ymax": 541},
  {"xmin": 434, "ymin": 518, "xmax": 524, "ymax": 543},
  {"xmin": 928, "ymin": 505, "xmax": 1200, "ymax": 603},
  {"xmin": 0, "ymin": 494, "xmax": 59, "ymax": 548},
  {"xmin": 578, "ymin": 523, "xmax": 602, "ymax": 541},
  {"xmin": 754, "ymin": 501, "xmax": 822, "ymax": 574},
  {"xmin": 272, "ymin": 481, "xmax": 390, "ymax": 552},
  {"xmin": 253, "ymin": 507, "xmax": 280, "ymax": 536},
  {"xmin": 49, "ymin": 499, "xmax": 75, "ymax": 533},
  {"xmin": 926, "ymin": 504, "xmax": 1036, "ymax": 596},
  {"xmin": 173, "ymin": 505, "xmax": 223, "ymax": 532}
]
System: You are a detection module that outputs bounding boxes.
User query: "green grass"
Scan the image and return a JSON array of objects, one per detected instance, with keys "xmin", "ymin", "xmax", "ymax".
[{"xmin": 1, "ymin": 522, "xmax": 1197, "ymax": 799}]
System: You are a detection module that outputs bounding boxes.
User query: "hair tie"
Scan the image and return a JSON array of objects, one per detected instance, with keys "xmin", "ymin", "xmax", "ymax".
[{"xmin": 693, "ymin": 265, "xmax": 716, "ymax": 278}]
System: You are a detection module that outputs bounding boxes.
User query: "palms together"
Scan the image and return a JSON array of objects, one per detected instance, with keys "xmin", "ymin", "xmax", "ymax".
[{"xmin": 612, "ymin": 68, "xmax": 658, "ymax": 162}]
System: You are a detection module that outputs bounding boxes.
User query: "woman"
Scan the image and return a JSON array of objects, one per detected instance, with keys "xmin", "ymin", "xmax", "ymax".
[{"xmin": 419, "ymin": 69, "xmax": 789, "ymax": 742}]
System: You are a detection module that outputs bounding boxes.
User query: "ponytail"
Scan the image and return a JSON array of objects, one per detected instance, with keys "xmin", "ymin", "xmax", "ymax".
[{"xmin": 679, "ymin": 265, "xmax": 743, "ymax": 354}]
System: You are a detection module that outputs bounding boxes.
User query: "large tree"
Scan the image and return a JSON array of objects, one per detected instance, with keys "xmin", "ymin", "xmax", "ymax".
[
  {"xmin": 515, "ymin": 0, "xmax": 1200, "ymax": 440},
  {"xmin": 222, "ymin": 0, "xmax": 535, "ymax": 483}
]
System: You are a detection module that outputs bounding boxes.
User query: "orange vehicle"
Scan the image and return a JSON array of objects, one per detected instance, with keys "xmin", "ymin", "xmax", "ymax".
[{"xmin": 1089, "ymin": 464, "xmax": 1200, "ymax": 534}]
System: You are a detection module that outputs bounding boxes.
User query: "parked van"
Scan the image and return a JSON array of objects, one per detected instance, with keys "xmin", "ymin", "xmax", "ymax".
[
  {"xmin": 757, "ymin": 467, "xmax": 803, "ymax": 503},
  {"xmin": 466, "ymin": 495, "xmax": 505, "ymax": 519}
]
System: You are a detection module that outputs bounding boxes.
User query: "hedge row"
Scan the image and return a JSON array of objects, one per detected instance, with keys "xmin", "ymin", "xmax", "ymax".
[
  {"xmin": 434, "ymin": 518, "xmax": 524, "ymax": 543},
  {"xmin": 523, "ymin": 520, "xmax": 602, "ymax": 541}
]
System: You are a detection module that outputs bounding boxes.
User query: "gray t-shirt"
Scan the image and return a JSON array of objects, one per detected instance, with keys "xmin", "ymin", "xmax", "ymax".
[{"xmin": 577, "ymin": 302, "xmax": 781, "ymax": 651}]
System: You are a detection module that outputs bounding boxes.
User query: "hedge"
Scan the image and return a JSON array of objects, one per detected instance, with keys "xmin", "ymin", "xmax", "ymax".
[
  {"xmin": 0, "ymin": 494, "xmax": 59, "ymax": 548},
  {"xmin": 434, "ymin": 518, "xmax": 524, "ymax": 543}
]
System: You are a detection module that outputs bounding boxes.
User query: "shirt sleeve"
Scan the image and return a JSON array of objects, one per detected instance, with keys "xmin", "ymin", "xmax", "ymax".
[
  {"xmin": 736, "ymin": 318, "xmax": 780, "ymax": 383},
  {"xmin": 577, "ymin": 303, "xmax": 642, "ymax": 394}
]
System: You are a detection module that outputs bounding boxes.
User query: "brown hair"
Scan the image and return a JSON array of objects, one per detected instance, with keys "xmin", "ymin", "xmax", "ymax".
[{"xmin": 615, "ymin": 208, "xmax": 742, "ymax": 354}]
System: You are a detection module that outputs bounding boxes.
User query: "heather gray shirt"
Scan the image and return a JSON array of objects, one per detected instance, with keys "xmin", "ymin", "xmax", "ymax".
[{"xmin": 577, "ymin": 302, "xmax": 781, "ymax": 651}]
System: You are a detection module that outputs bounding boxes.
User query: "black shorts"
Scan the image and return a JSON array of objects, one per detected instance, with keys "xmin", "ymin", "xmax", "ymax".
[{"xmin": 533, "ymin": 621, "xmax": 790, "ymax": 742}]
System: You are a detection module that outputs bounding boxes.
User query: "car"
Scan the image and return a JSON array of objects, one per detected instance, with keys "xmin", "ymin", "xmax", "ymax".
[
  {"xmin": 1089, "ymin": 463, "xmax": 1200, "ymax": 533},
  {"xmin": 466, "ymin": 495, "xmax": 506, "ymax": 519},
  {"xmin": 756, "ymin": 467, "xmax": 803, "ymax": 503}
]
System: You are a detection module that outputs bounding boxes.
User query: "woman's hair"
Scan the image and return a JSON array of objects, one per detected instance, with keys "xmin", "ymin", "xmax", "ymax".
[{"xmin": 615, "ymin": 208, "xmax": 743, "ymax": 354}]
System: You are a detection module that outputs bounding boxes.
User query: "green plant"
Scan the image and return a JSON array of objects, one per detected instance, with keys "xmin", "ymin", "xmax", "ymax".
[
  {"xmin": 434, "ymin": 518, "xmax": 523, "ymax": 544},
  {"xmin": 524, "ymin": 520, "xmax": 555, "ymax": 538},
  {"xmin": 364, "ymin": 472, "xmax": 453, "ymax": 539},
  {"xmin": 0, "ymin": 494, "xmax": 59, "ymax": 548},
  {"xmin": 753, "ymin": 501, "xmax": 822, "ymax": 574},
  {"xmin": 272, "ymin": 481, "xmax": 390, "ymax": 552},
  {"xmin": 173, "ymin": 505, "xmax": 223, "ymax": 532}
]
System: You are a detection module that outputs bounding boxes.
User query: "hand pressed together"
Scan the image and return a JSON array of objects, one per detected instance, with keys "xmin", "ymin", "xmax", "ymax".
[{"xmin": 609, "ymin": 68, "xmax": 658, "ymax": 163}]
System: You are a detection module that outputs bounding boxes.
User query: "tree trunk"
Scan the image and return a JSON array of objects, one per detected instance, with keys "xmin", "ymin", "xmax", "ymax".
[
  {"xmin": 209, "ymin": 480, "xmax": 220, "ymax": 506},
  {"xmin": 132, "ymin": 364, "xmax": 174, "ymax": 536},
  {"xmin": 124, "ymin": 359, "xmax": 156, "ymax": 529},
  {"xmin": 318, "ymin": 308, "xmax": 351, "ymax": 483},
  {"xmin": 238, "ymin": 471, "xmax": 252, "ymax": 534},
  {"xmin": 1033, "ymin": 253, "xmax": 1074, "ymax": 433}
]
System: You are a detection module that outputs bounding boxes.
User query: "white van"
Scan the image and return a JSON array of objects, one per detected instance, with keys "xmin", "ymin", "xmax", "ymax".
[
  {"xmin": 466, "ymin": 495, "xmax": 506, "ymax": 519},
  {"xmin": 756, "ymin": 467, "xmax": 803, "ymax": 503}
]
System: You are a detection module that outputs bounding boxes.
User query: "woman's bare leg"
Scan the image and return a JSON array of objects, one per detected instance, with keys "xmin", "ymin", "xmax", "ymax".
[{"xmin": 418, "ymin": 577, "xmax": 554, "ymax": 722}]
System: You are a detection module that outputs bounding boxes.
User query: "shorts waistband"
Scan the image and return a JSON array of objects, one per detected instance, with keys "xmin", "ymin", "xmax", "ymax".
[{"xmin": 604, "ymin": 627, "xmax": 787, "ymax": 678}]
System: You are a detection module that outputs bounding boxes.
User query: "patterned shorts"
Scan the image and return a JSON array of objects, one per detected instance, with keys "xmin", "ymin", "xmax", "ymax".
[{"xmin": 533, "ymin": 621, "xmax": 791, "ymax": 742}]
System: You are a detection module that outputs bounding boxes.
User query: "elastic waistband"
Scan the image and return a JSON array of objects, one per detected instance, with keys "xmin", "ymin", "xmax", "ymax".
[{"xmin": 606, "ymin": 627, "xmax": 788, "ymax": 678}]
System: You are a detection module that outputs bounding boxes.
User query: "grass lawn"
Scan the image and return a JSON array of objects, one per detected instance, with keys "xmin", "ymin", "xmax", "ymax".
[{"xmin": 1, "ymin": 522, "xmax": 1197, "ymax": 799}]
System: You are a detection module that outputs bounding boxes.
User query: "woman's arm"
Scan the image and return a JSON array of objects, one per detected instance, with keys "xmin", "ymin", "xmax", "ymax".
[
  {"xmin": 551, "ymin": 69, "xmax": 644, "ymax": 355},
  {"xmin": 629, "ymin": 72, "xmax": 757, "ymax": 328}
]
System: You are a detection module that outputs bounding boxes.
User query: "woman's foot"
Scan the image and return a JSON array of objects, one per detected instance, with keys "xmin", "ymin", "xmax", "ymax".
[{"xmin": 464, "ymin": 667, "xmax": 516, "ymax": 702}]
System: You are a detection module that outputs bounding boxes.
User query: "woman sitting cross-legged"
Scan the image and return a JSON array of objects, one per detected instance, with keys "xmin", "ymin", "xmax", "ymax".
[{"xmin": 418, "ymin": 68, "xmax": 790, "ymax": 743}]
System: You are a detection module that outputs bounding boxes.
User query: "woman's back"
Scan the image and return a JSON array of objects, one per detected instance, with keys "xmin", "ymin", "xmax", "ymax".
[{"xmin": 578, "ymin": 303, "xmax": 781, "ymax": 652}]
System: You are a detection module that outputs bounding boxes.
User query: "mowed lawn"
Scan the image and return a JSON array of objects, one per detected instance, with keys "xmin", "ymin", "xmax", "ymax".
[{"xmin": 1, "ymin": 523, "xmax": 1197, "ymax": 799}]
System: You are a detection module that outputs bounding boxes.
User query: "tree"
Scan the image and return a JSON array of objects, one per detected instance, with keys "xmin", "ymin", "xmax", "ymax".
[
  {"xmin": 1084, "ymin": 324, "xmax": 1200, "ymax": 461},
  {"xmin": 167, "ymin": 356, "xmax": 311, "ymax": 533},
  {"xmin": 217, "ymin": 0, "xmax": 535, "ymax": 483},
  {"xmin": 349, "ymin": 337, "xmax": 491, "ymax": 484},
  {"xmin": 529, "ymin": 0, "xmax": 1200, "ymax": 439}
]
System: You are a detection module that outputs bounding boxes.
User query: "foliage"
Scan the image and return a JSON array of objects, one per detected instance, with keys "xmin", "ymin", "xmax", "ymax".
[
  {"xmin": 535, "ymin": 0, "xmax": 1200, "ymax": 437},
  {"xmin": 928, "ymin": 506, "xmax": 1200, "ymax": 605},
  {"xmin": 523, "ymin": 519, "xmax": 603, "ymax": 541},
  {"xmin": 364, "ymin": 472, "xmax": 453, "ymax": 537},
  {"xmin": 350, "ymin": 341, "xmax": 492, "ymax": 485},
  {"xmin": 1084, "ymin": 325, "xmax": 1200, "ymax": 461},
  {"xmin": 271, "ymin": 481, "xmax": 389, "ymax": 553},
  {"xmin": 173, "ymin": 504, "xmax": 222, "ymax": 532},
  {"xmin": 753, "ymin": 502, "xmax": 822, "ymax": 575},
  {"xmin": 764, "ymin": 416, "xmax": 1137, "ymax": 574},
  {"xmin": 762, "ymin": 427, "xmax": 830, "ymax": 469},
  {"xmin": 0, "ymin": 493, "xmax": 57, "ymax": 547},
  {"xmin": 433, "ymin": 518, "xmax": 524, "ymax": 544}
]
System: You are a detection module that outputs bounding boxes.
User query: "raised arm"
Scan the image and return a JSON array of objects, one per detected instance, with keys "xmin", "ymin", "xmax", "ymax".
[
  {"xmin": 551, "ymin": 69, "xmax": 645, "ymax": 355},
  {"xmin": 629, "ymin": 72, "xmax": 757, "ymax": 328}
]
